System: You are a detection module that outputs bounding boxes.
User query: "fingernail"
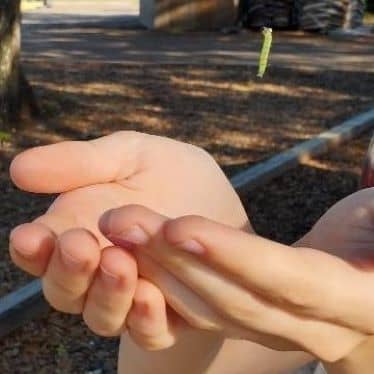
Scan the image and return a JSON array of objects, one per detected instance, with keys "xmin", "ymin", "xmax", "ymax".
[
  {"xmin": 100, "ymin": 265, "xmax": 121, "ymax": 287},
  {"xmin": 99, "ymin": 210, "xmax": 113, "ymax": 234},
  {"xmin": 61, "ymin": 248, "xmax": 85, "ymax": 271},
  {"xmin": 177, "ymin": 239, "xmax": 205, "ymax": 255},
  {"xmin": 109, "ymin": 225, "xmax": 149, "ymax": 249},
  {"xmin": 10, "ymin": 243, "xmax": 37, "ymax": 259}
]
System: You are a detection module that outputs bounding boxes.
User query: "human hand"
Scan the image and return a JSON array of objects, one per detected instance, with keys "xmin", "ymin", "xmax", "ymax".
[
  {"xmin": 9, "ymin": 131, "xmax": 250, "ymax": 347},
  {"xmin": 99, "ymin": 189, "xmax": 374, "ymax": 361}
]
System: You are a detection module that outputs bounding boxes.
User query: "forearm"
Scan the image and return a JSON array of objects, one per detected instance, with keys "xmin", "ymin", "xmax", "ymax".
[
  {"xmin": 118, "ymin": 331, "xmax": 311, "ymax": 374},
  {"xmin": 118, "ymin": 222, "xmax": 315, "ymax": 374},
  {"xmin": 118, "ymin": 330, "xmax": 224, "ymax": 374},
  {"xmin": 324, "ymin": 336, "xmax": 374, "ymax": 374},
  {"xmin": 295, "ymin": 233, "xmax": 374, "ymax": 374}
]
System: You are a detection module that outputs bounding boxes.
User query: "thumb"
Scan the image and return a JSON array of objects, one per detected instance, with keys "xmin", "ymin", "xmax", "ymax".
[{"xmin": 10, "ymin": 131, "xmax": 147, "ymax": 193}]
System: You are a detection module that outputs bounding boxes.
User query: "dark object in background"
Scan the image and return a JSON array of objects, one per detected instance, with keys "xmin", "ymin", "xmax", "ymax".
[
  {"xmin": 237, "ymin": 0, "xmax": 365, "ymax": 32},
  {"xmin": 300, "ymin": 0, "xmax": 365, "ymax": 32},
  {"xmin": 0, "ymin": 0, "xmax": 40, "ymax": 126},
  {"xmin": 367, "ymin": 0, "xmax": 374, "ymax": 12},
  {"xmin": 237, "ymin": 0, "xmax": 299, "ymax": 29},
  {"xmin": 360, "ymin": 134, "xmax": 374, "ymax": 188}
]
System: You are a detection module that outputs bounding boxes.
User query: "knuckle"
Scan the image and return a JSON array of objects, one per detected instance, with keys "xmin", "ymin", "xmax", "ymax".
[
  {"xmin": 43, "ymin": 291, "xmax": 82, "ymax": 314},
  {"xmin": 129, "ymin": 330, "xmax": 174, "ymax": 351},
  {"xmin": 227, "ymin": 302, "xmax": 259, "ymax": 327},
  {"xmin": 58, "ymin": 228, "xmax": 99, "ymax": 252},
  {"xmin": 133, "ymin": 292, "xmax": 161, "ymax": 312},
  {"xmin": 164, "ymin": 215, "xmax": 205, "ymax": 243},
  {"xmin": 83, "ymin": 315, "xmax": 120, "ymax": 338},
  {"xmin": 42, "ymin": 279, "xmax": 85, "ymax": 314},
  {"xmin": 181, "ymin": 313, "xmax": 220, "ymax": 332},
  {"xmin": 279, "ymin": 287, "xmax": 317, "ymax": 314}
]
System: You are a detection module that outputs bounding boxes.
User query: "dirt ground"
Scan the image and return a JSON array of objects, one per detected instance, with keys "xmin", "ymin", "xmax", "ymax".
[{"xmin": 0, "ymin": 59, "xmax": 373, "ymax": 373}]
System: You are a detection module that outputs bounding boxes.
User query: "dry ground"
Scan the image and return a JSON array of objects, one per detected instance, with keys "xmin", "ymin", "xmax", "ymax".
[{"xmin": 0, "ymin": 60, "xmax": 373, "ymax": 372}]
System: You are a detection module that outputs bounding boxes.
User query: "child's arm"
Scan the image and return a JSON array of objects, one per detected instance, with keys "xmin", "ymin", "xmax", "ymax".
[
  {"xmin": 101, "ymin": 189, "xmax": 374, "ymax": 364},
  {"xmin": 325, "ymin": 336, "xmax": 374, "ymax": 374}
]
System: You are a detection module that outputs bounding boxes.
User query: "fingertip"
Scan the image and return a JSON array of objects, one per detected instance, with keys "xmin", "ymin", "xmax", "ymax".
[
  {"xmin": 10, "ymin": 148, "xmax": 48, "ymax": 193},
  {"xmin": 127, "ymin": 280, "xmax": 177, "ymax": 350},
  {"xmin": 9, "ymin": 223, "xmax": 56, "ymax": 276},
  {"xmin": 98, "ymin": 209, "xmax": 114, "ymax": 235},
  {"xmin": 82, "ymin": 247, "xmax": 138, "ymax": 337},
  {"xmin": 100, "ymin": 246, "xmax": 138, "ymax": 284},
  {"xmin": 9, "ymin": 151, "xmax": 27, "ymax": 190},
  {"xmin": 99, "ymin": 205, "xmax": 166, "ymax": 238},
  {"xmin": 58, "ymin": 228, "xmax": 101, "ymax": 271},
  {"xmin": 10, "ymin": 222, "xmax": 55, "ymax": 258}
]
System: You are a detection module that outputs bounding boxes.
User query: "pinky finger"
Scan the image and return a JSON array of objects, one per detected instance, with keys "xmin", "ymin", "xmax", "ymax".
[
  {"xmin": 127, "ymin": 278, "xmax": 184, "ymax": 351},
  {"xmin": 9, "ymin": 223, "xmax": 56, "ymax": 277}
]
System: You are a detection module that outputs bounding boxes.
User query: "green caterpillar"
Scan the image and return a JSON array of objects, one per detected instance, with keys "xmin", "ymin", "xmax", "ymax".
[{"xmin": 257, "ymin": 27, "xmax": 273, "ymax": 78}]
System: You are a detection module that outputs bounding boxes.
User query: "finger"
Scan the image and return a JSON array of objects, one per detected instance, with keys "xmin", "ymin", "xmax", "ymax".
[
  {"xmin": 100, "ymin": 206, "xmax": 312, "ymax": 352},
  {"xmin": 164, "ymin": 216, "xmax": 374, "ymax": 335},
  {"xmin": 134, "ymin": 251, "xmax": 223, "ymax": 333},
  {"xmin": 10, "ymin": 131, "xmax": 147, "ymax": 193},
  {"xmin": 9, "ymin": 211, "xmax": 77, "ymax": 276},
  {"xmin": 133, "ymin": 254, "xmax": 301, "ymax": 355},
  {"xmin": 83, "ymin": 246, "xmax": 138, "ymax": 337},
  {"xmin": 9, "ymin": 223, "xmax": 56, "ymax": 276},
  {"xmin": 43, "ymin": 228, "xmax": 101, "ymax": 314},
  {"xmin": 100, "ymin": 205, "xmax": 365, "ymax": 361},
  {"xmin": 127, "ymin": 278, "xmax": 182, "ymax": 351}
]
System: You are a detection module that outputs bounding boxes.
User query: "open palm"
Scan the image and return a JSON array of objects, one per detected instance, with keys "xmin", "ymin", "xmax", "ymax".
[{"xmin": 9, "ymin": 131, "xmax": 250, "ymax": 343}]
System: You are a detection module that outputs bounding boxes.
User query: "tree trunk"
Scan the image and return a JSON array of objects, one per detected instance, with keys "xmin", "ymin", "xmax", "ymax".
[{"xmin": 0, "ymin": 0, "xmax": 39, "ymax": 127}]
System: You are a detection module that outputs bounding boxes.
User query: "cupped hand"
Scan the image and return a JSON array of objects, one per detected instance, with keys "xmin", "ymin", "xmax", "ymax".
[
  {"xmin": 9, "ymin": 131, "xmax": 250, "ymax": 346},
  {"xmin": 99, "ymin": 189, "xmax": 374, "ymax": 362}
]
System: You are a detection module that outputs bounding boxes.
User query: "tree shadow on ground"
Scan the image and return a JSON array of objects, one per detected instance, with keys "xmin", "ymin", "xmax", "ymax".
[
  {"xmin": 22, "ymin": 19, "xmax": 374, "ymax": 71},
  {"xmin": 15, "ymin": 62, "xmax": 374, "ymax": 167}
]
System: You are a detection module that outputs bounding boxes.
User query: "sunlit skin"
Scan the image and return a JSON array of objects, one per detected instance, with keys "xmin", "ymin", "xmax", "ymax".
[
  {"xmin": 11, "ymin": 131, "xmax": 310, "ymax": 374},
  {"xmin": 98, "ymin": 188, "xmax": 374, "ymax": 364},
  {"xmin": 9, "ymin": 131, "xmax": 248, "ymax": 328},
  {"xmin": 9, "ymin": 131, "xmax": 374, "ymax": 373}
]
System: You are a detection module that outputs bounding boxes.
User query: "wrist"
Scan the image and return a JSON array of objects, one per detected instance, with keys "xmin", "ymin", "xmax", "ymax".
[
  {"xmin": 118, "ymin": 330, "xmax": 224, "ymax": 374},
  {"xmin": 324, "ymin": 336, "xmax": 374, "ymax": 374}
]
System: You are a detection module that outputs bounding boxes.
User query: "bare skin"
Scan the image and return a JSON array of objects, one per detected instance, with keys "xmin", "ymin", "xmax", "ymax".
[
  {"xmin": 13, "ymin": 132, "xmax": 374, "ymax": 373},
  {"xmin": 98, "ymin": 188, "xmax": 374, "ymax": 372},
  {"xmin": 9, "ymin": 131, "xmax": 310, "ymax": 374}
]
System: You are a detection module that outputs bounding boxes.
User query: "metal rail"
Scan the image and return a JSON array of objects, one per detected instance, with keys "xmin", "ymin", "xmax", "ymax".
[{"xmin": 1, "ymin": 108, "xmax": 374, "ymax": 339}]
